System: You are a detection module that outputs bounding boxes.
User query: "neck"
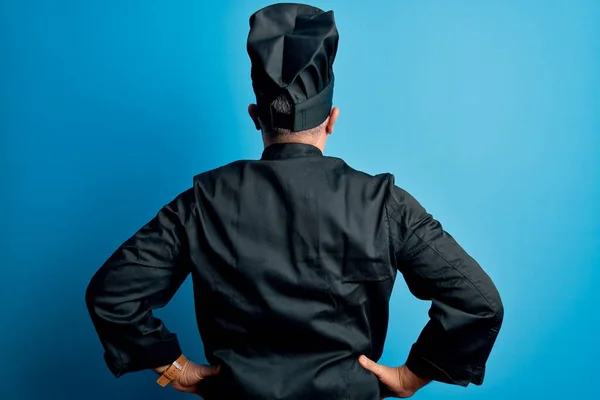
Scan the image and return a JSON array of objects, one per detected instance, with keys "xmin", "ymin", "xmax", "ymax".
[{"xmin": 263, "ymin": 133, "xmax": 327, "ymax": 152}]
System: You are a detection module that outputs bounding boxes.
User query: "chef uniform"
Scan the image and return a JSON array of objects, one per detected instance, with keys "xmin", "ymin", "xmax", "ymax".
[{"xmin": 86, "ymin": 3, "xmax": 504, "ymax": 399}]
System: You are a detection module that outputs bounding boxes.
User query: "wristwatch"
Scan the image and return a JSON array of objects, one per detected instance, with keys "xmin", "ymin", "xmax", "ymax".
[{"xmin": 156, "ymin": 354, "xmax": 188, "ymax": 387}]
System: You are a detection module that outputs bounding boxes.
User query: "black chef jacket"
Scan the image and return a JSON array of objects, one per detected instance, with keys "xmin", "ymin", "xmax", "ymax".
[{"xmin": 86, "ymin": 142, "xmax": 504, "ymax": 399}]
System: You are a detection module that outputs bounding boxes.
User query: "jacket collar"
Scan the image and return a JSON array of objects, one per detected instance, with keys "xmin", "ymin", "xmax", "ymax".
[{"xmin": 261, "ymin": 143, "xmax": 323, "ymax": 160}]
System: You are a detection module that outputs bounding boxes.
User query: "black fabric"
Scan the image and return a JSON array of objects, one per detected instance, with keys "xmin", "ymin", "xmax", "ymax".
[
  {"xmin": 86, "ymin": 143, "xmax": 504, "ymax": 399},
  {"xmin": 247, "ymin": 3, "xmax": 339, "ymax": 131}
]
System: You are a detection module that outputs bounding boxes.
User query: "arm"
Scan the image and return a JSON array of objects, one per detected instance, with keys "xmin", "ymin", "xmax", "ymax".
[
  {"xmin": 388, "ymin": 184, "xmax": 504, "ymax": 387},
  {"xmin": 85, "ymin": 189, "xmax": 193, "ymax": 378}
]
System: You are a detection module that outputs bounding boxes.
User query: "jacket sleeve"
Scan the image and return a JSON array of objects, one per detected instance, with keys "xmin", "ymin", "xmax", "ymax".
[
  {"xmin": 386, "ymin": 182, "xmax": 504, "ymax": 387},
  {"xmin": 85, "ymin": 189, "xmax": 194, "ymax": 378}
]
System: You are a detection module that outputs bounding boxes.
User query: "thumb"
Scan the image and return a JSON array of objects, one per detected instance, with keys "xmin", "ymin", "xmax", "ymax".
[
  {"xmin": 358, "ymin": 355, "xmax": 388, "ymax": 379},
  {"xmin": 180, "ymin": 362, "xmax": 221, "ymax": 387},
  {"xmin": 196, "ymin": 364, "xmax": 221, "ymax": 379}
]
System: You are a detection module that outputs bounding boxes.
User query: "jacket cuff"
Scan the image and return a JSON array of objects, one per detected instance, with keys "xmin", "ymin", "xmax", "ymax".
[
  {"xmin": 405, "ymin": 345, "xmax": 483, "ymax": 387},
  {"xmin": 105, "ymin": 334, "xmax": 183, "ymax": 378}
]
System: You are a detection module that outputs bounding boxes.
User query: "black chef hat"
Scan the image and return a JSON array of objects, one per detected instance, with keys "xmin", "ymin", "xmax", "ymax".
[{"xmin": 247, "ymin": 3, "xmax": 339, "ymax": 132}]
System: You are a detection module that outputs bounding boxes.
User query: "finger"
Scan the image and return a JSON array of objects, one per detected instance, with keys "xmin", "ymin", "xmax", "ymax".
[
  {"xmin": 358, "ymin": 355, "xmax": 387, "ymax": 379},
  {"xmin": 171, "ymin": 380, "xmax": 198, "ymax": 393}
]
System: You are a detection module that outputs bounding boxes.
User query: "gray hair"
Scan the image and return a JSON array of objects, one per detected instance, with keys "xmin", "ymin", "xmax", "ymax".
[{"xmin": 261, "ymin": 94, "xmax": 326, "ymax": 139}]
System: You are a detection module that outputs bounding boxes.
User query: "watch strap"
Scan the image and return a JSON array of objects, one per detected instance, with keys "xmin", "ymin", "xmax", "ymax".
[{"xmin": 156, "ymin": 354, "xmax": 188, "ymax": 387}]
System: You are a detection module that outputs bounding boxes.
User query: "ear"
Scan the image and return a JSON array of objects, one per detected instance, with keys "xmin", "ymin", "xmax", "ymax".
[
  {"xmin": 248, "ymin": 104, "xmax": 261, "ymax": 130},
  {"xmin": 325, "ymin": 107, "xmax": 340, "ymax": 134}
]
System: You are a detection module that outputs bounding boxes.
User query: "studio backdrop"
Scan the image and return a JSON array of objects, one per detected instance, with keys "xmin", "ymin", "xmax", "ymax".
[{"xmin": 1, "ymin": 1, "xmax": 598, "ymax": 399}]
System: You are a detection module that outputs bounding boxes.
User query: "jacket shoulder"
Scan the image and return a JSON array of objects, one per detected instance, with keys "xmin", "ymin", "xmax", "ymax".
[
  {"xmin": 330, "ymin": 156, "xmax": 396, "ymax": 191},
  {"xmin": 192, "ymin": 160, "xmax": 250, "ymax": 185}
]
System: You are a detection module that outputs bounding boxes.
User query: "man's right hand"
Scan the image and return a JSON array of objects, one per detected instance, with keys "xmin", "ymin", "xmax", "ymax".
[
  {"xmin": 358, "ymin": 355, "xmax": 431, "ymax": 398},
  {"xmin": 155, "ymin": 359, "xmax": 220, "ymax": 397}
]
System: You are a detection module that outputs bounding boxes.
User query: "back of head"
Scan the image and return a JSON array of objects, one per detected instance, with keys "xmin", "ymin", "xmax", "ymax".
[{"xmin": 247, "ymin": 3, "xmax": 339, "ymax": 138}]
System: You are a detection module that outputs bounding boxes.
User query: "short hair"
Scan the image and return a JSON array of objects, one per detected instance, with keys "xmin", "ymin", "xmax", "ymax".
[{"xmin": 261, "ymin": 94, "xmax": 326, "ymax": 139}]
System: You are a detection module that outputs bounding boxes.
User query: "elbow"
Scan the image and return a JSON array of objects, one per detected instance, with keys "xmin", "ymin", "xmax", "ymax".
[
  {"xmin": 488, "ymin": 301, "xmax": 504, "ymax": 333},
  {"xmin": 493, "ymin": 297, "xmax": 504, "ymax": 326},
  {"xmin": 85, "ymin": 273, "xmax": 110, "ymax": 327},
  {"xmin": 469, "ymin": 284, "xmax": 504, "ymax": 328},
  {"xmin": 485, "ymin": 288, "xmax": 504, "ymax": 329}
]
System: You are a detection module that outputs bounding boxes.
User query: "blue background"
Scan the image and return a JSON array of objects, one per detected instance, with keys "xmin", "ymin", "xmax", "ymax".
[{"xmin": 1, "ymin": 1, "xmax": 598, "ymax": 399}]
